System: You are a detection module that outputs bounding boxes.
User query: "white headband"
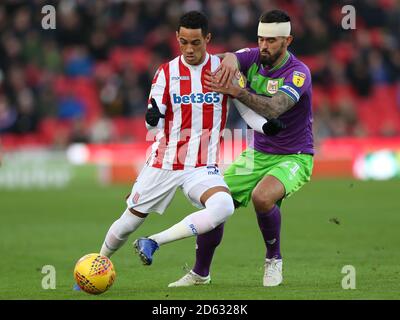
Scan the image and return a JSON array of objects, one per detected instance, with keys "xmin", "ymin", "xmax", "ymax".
[{"xmin": 258, "ymin": 22, "xmax": 291, "ymax": 37}]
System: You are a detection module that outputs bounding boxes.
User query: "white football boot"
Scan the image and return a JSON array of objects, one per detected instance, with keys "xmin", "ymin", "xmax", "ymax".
[
  {"xmin": 263, "ymin": 258, "xmax": 283, "ymax": 287},
  {"xmin": 168, "ymin": 270, "xmax": 211, "ymax": 288}
]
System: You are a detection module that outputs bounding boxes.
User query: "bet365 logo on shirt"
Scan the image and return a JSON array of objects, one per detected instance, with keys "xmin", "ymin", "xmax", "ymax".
[{"xmin": 173, "ymin": 92, "xmax": 220, "ymax": 104}]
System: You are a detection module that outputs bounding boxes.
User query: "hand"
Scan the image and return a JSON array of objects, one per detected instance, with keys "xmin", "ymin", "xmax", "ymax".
[
  {"xmin": 262, "ymin": 118, "xmax": 286, "ymax": 136},
  {"xmin": 204, "ymin": 70, "xmax": 242, "ymax": 98},
  {"xmin": 212, "ymin": 53, "xmax": 239, "ymax": 88},
  {"xmin": 145, "ymin": 98, "xmax": 165, "ymax": 127}
]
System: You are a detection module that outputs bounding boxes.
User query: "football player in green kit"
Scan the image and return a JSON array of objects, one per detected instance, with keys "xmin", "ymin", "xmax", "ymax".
[{"xmin": 169, "ymin": 9, "xmax": 314, "ymax": 288}]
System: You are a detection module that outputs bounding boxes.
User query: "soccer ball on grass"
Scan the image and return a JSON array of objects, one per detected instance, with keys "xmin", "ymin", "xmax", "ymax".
[{"xmin": 73, "ymin": 253, "xmax": 116, "ymax": 295}]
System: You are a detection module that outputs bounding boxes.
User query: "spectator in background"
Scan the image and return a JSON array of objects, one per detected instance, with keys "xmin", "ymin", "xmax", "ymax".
[
  {"xmin": 64, "ymin": 45, "xmax": 93, "ymax": 77},
  {"xmin": 39, "ymin": 39, "xmax": 62, "ymax": 73},
  {"xmin": 0, "ymin": 94, "xmax": 17, "ymax": 133},
  {"xmin": 89, "ymin": 28, "xmax": 111, "ymax": 61},
  {"xmin": 98, "ymin": 73, "xmax": 124, "ymax": 117},
  {"xmin": 118, "ymin": 4, "xmax": 146, "ymax": 47},
  {"xmin": 11, "ymin": 87, "xmax": 38, "ymax": 134},
  {"xmin": 56, "ymin": 3, "xmax": 88, "ymax": 46},
  {"xmin": 57, "ymin": 90, "xmax": 85, "ymax": 120},
  {"xmin": 347, "ymin": 55, "xmax": 373, "ymax": 97},
  {"xmin": 90, "ymin": 117, "xmax": 114, "ymax": 144},
  {"xmin": 368, "ymin": 49, "xmax": 391, "ymax": 84},
  {"xmin": 70, "ymin": 118, "xmax": 89, "ymax": 144},
  {"xmin": 120, "ymin": 66, "xmax": 148, "ymax": 117}
]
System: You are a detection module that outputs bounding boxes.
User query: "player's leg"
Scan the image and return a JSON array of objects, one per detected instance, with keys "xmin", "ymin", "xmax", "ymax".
[
  {"xmin": 192, "ymin": 150, "xmax": 262, "ymax": 275},
  {"xmin": 169, "ymin": 150, "xmax": 263, "ymax": 286},
  {"xmin": 254, "ymin": 153, "xmax": 314, "ymax": 286},
  {"xmin": 135, "ymin": 167, "xmax": 235, "ymax": 266},
  {"xmin": 251, "ymin": 175, "xmax": 284, "ymax": 287},
  {"xmin": 100, "ymin": 166, "xmax": 179, "ymax": 258},
  {"xmin": 100, "ymin": 208, "xmax": 147, "ymax": 258},
  {"xmin": 144, "ymin": 186, "xmax": 234, "ymax": 246},
  {"xmin": 252, "ymin": 175, "xmax": 285, "ymax": 261},
  {"xmin": 165, "ymin": 185, "xmax": 233, "ymax": 287}
]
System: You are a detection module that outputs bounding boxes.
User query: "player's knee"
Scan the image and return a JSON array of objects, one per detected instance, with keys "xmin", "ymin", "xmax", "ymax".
[
  {"xmin": 206, "ymin": 191, "xmax": 235, "ymax": 223},
  {"xmin": 117, "ymin": 209, "xmax": 147, "ymax": 236},
  {"xmin": 251, "ymin": 189, "xmax": 275, "ymax": 212}
]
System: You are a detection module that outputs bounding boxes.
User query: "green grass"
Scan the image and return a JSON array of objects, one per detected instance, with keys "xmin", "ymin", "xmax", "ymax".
[{"xmin": 1, "ymin": 166, "xmax": 400, "ymax": 300}]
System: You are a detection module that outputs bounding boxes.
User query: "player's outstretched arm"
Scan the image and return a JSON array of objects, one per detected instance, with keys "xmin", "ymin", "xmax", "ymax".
[
  {"xmin": 204, "ymin": 71, "xmax": 295, "ymax": 119},
  {"xmin": 233, "ymin": 99, "xmax": 286, "ymax": 136},
  {"xmin": 233, "ymin": 99, "xmax": 266, "ymax": 133},
  {"xmin": 235, "ymin": 90, "xmax": 296, "ymax": 119}
]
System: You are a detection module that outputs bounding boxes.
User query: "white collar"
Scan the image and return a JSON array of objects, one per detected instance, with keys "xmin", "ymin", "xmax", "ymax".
[{"xmin": 180, "ymin": 52, "xmax": 210, "ymax": 69}]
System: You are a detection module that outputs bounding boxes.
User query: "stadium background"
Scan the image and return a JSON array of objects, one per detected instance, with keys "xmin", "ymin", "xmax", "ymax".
[{"xmin": 0, "ymin": 0, "xmax": 399, "ymax": 300}]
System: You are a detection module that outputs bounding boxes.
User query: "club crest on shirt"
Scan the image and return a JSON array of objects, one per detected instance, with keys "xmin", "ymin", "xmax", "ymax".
[
  {"xmin": 292, "ymin": 71, "xmax": 306, "ymax": 87},
  {"xmin": 266, "ymin": 79, "xmax": 279, "ymax": 95},
  {"xmin": 237, "ymin": 72, "xmax": 247, "ymax": 88}
]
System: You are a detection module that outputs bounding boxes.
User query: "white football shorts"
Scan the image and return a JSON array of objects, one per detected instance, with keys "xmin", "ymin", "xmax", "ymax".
[{"xmin": 126, "ymin": 165, "xmax": 229, "ymax": 214}]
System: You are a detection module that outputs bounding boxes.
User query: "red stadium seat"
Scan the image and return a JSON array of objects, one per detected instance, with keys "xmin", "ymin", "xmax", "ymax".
[
  {"xmin": 207, "ymin": 44, "xmax": 228, "ymax": 55},
  {"xmin": 53, "ymin": 76, "xmax": 101, "ymax": 125},
  {"xmin": 356, "ymin": 98, "xmax": 380, "ymax": 136},
  {"xmin": 0, "ymin": 133, "xmax": 45, "ymax": 149},
  {"xmin": 329, "ymin": 85, "xmax": 357, "ymax": 107},
  {"xmin": 39, "ymin": 118, "xmax": 74, "ymax": 144},
  {"xmin": 110, "ymin": 48, "xmax": 151, "ymax": 72},
  {"xmin": 330, "ymin": 41, "xmax": 355, "ymax": 65},
  {"xmin": 94, "ymin": 61, "xmax": 115, "ymax": 81},
  {"xmin": 297, "ymin": 55, "xmax": 324, "ymax": 73},
  {"xmin": 111, "ymin": 117, "xmax": 148, "ymax": 142},
  {"xmin": 311, "ymin": 85, "xmax": 328, "ymax": 110},
  {"xmin": 130, "ymin": 117, "xmax": 148, "ymax": 141},
  {"xmin": 355, "ymin": 85, "xmax": 400, "ymax": 136},
  {"xmin": 0, "ymin": 134, "xmax": 17, "ymax": 149}
]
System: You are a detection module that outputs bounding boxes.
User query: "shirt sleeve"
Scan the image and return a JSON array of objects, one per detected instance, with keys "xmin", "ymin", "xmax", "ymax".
[
  {"xmin": 146, "ymin": 65, "xmax": 168, "ymax": 129},
  {"xmin": 234, "ymin": 48, "xmax": 259, "ymax": 75},
  {"xmin": 148, "ymin": 65, "xmax": 168, "ymax": 115},
  {"xmin": 278, "ymin": 64, "xmax": 311, "ymax": 103}
]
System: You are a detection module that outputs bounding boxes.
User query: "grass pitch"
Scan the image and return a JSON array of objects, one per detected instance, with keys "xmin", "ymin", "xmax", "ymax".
[{"xmin": 1, "ymin": 166, "xmax": 399, "ymax": 300}]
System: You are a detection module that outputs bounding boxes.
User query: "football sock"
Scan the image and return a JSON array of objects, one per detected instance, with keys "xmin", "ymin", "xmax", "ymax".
[
  {"xmin": 192, "ymin": 223, "xmax": 225, "ymax": 277},
  {"xmin": 100, "ymin": 209, "xmax": 146, "ymax": 257},
  {"xmin": 149, "ymin": 192, "xmax": 234, "ymax": 246},
  {"xmin": 256, "ymin": 205, "xmax": 282, "ymax": 259}
]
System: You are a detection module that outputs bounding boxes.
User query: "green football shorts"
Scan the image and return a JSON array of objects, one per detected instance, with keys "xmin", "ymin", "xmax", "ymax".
[{"xmin": 223, "ymin": 148, "xmax": 313, "ymax": 207}]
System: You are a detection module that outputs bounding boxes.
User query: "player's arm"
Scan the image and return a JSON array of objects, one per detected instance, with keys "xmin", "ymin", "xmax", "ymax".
[
  {"xmin": 145, "ymin": 66, "xmax": 168, "ymax": 130},
  {"xmin": 213, "ymin": 52, "xmax": 240, "ymax": 88},
  {"xmin": 145, "ymin": 98, "xmax": 165, "ymax": 128},
  {"xmin": 233, "ymin": 99, "xmax": 285, "ymax": 136},
  {"xmin": 235, "ymin": 89, "xmax": 296, "ymax": 119},
  {"xmin": 205, "ymin": 72, "xmax": 295, "ymax": 119}
]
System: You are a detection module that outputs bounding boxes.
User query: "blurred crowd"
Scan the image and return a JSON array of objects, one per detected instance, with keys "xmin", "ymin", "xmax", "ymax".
[{"xmin": 0, "ymin": 0, "xmax": 399, "ymax": 147}]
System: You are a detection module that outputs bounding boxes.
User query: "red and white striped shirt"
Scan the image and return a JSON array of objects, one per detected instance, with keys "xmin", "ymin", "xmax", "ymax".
[{"xmin": 146, "ymin": 53, "xmax": 229, "ymax": 170}]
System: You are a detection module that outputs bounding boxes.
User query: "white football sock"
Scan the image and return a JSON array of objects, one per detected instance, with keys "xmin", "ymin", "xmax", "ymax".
[
  {"xmin": 149, "ymin": 192, "xmax": 234, "ymax": 246},
  {"xmin": 100, "ymin": 209, "xmax": 146, "ymax": 257}
]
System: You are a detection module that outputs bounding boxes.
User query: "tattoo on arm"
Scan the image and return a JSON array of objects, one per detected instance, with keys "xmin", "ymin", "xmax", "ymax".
[{"xmin": 236, "ymin": 90, "xmax": 296, "ymax": 118}]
